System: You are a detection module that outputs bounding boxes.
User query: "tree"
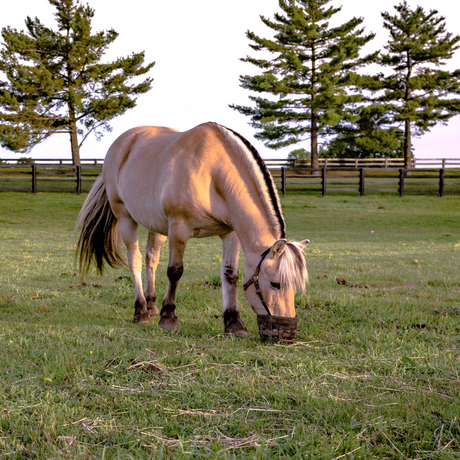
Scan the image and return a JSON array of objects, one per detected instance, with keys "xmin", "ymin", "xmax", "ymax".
[
  {"xmin": 325, "ymin": 104, "xmax": 404, "ymax": 158},
  {"xmin": 368, "ymin": 1, "xmax": 460, "ymax": 168},
  {"xmin": 0, "ymin": 0, "xmax": 154, "ymax": 164},
  {"xmin": 230, "ymin": 0, "xmax": 376, "ymax": 170},
  {"xmin": 287, "ymin": 148, "xmax": 309, "ymax": 160}
]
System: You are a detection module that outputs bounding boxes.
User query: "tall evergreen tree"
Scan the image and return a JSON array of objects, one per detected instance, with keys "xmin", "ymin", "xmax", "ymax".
[
  {"xmin": 230, "ymin": 0, "xmax": 376, "ymax": 169},
  {"xmin": 370, "ymin": 1, "xmax": 460, "ymax": 168},
  {"xmin": 0, "ymin": 0, "xmax": 154, "ymax": 164},
  {"xmin": 325, "ymin": 104, "xmax": 404, "ymax": 158}
]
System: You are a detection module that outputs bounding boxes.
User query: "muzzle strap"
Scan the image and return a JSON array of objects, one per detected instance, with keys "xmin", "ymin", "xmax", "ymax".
[{"xmin": 243, "ymin": 248, "xmax": 272, "ymax": 316}]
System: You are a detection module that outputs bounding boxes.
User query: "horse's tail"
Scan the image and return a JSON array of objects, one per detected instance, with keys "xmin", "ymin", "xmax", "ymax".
[{"xmin": 75, "ymin": 175, "xmax": 125, "ymax": 276}]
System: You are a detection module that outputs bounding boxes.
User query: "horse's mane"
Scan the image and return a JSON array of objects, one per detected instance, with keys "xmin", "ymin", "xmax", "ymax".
[
  {"xmin": 212, "ymin": 123, "xmax": 286, "ymax": 240},
  {"xmin": 279, "ymin": 241, "xmax": 308, "ymax": 292}
]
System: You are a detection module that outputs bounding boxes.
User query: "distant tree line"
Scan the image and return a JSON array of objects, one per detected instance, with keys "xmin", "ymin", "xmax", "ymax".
[{"xmin": 231, "ymin": 0, "xmax": 460, "ymax": 169}]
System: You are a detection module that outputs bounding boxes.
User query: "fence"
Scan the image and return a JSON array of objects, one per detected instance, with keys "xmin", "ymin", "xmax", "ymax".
[
  {"xmin": 264, "ymin": 158, "xmax": 460, "ymax": 169},
  {"xmin": 2, "ymin": 157, "xmax": 460, "ymax": 169},
  {"xmin": 0, "ymin": 158, "xmax": 103, "ymax": 166},
  {"xmin": 274, "ymin": 168, "xmax": 460, "ymax": 197},
  {"xmin": 0, "ymin": 164, "xmax": 102, "ymax": 194},
  {"xmin": 2, "ymin": 162, "xmax": 460, "ymax": 197}
]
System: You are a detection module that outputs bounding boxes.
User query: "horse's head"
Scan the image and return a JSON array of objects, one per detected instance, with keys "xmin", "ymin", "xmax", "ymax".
[{"xmin": 243, "ymin": 239, "xmax": 309, "ymax": 341}]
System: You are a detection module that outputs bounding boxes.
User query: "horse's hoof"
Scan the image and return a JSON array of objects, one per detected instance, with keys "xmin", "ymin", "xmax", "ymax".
[
  {"xmin": 147, "ymin": 304, "xmax": 159, "ymax": 317},
  {"xmin": 133, "ymin": 312, "xmax": 151, "ymax": 324},
  {"xmin": 223, "ymin": 310, "xmax": 247, "ymax": 337},
  {"xmin": 232, "ymin": 328, "xmax": 248, "ymax": 338},
  {"xmin": 159, "ymin": 304, "xmax": 178, "ymax": 331},
  {"xmin": 158, "ymin": 318, "xmax": 179, "ymax": 331},
  {"xmin": 225, "ymin": 321, "xmax": 248, "ymax": 337}
]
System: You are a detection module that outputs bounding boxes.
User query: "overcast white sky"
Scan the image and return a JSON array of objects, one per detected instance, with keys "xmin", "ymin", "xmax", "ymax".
[{"xmin": 1, "ymin": 0, "xmax": 460, "ymax": 161}]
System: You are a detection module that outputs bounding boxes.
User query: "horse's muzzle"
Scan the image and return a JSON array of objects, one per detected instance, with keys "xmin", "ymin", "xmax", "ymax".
[{"xmin": 257, "ymin": 315, "xmax": 298, "ymax": 342}]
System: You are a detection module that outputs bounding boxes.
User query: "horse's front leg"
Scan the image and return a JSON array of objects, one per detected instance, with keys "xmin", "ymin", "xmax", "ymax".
[
  {"xmin": 118, "ymin": 217, "xmax": 150, "ymax": 323},
  {"xmin": 158, "ymin": 221, "xmax": 189, "ymax": 331},
  {"xmin": 220, "ymin": 232, "xmax": 247, "ymax": 337},
  {"xmin": 144, "ymin": 231, "xmax": 167, "ymax": 317}
]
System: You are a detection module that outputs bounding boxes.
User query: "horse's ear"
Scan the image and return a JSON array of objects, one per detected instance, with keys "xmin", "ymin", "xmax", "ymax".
[
  {"xmin": 271, "ymin": 239, "xmax": 287, "ymax": 259},
  {"xmin": 299, "ymin": 239, "xmax": 310, "ymax": 248}
]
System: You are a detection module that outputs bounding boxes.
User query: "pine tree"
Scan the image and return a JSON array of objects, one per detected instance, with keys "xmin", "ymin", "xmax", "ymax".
[
  {"xmin": 325, "ymin": 104, "xmax": 404, "ymax": 158},
  {"xmin": 0, "ymin": 0, "xmax": 154, "ymax": 164},
  {"xmin": 371, "ymin": 1, "xmax": 460, "ymax": 168},
  {"xmin": 230, "ymin": 0, "xmax": 376, "ymax": 169}
]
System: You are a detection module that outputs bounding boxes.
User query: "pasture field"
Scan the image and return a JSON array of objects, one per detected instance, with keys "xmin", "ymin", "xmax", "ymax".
[{"xmin": 1, "ymin": 192, "xmax": 460, "ymax": 459}]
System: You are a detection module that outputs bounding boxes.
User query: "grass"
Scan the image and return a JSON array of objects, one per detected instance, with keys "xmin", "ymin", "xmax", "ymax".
[{"xmin": 1, "ymin": 191, "xmax": 460, "ymax": 459}]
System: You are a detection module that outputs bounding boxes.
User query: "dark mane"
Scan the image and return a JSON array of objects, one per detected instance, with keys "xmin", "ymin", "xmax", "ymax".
[{"xmin": 213, "ymin": 123, "xmax": 286, "ymax": 239}]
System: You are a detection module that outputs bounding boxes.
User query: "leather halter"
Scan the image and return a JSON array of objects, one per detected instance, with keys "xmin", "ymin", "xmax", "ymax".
[{"xmin": 243, "ymin": 247, "xmax": 272, "ymax": 316}]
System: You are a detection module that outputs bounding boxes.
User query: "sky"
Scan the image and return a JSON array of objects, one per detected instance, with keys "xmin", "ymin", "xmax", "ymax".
[{"xmin": 1, "ymin": 0, "xmax": 460, "ymax": 161}]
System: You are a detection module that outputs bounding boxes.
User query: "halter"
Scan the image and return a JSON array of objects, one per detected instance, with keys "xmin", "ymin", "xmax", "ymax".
[{"xmin": 243, "ymin": 247, "xmax": 272, "ymax": 316}]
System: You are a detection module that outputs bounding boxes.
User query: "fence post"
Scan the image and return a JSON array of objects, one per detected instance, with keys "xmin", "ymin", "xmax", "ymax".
[
  {"xmin": 282, "ymin": 167, "xmax": 286, "ymax": 198},
  {"xmin": 439, "ymin": 168, "xmax": 444, "ymax": 197},
  {"xmin": 32, "ymin": 164, "xmax": 37, "ymax": 194},
  {"xmin": 76, "ymin": 165, "xmax": 81, "ymax": 195},
  {"xmin": 359, "ymin": 168, "xmax": 365, "ymax": 196},
  {"xmin": 399, "ymin": 169, "xmax": 404, "ymax": 197},
  {"xmin": 321, "ymin": 168, "xmax": 326, "ymax": 197}
]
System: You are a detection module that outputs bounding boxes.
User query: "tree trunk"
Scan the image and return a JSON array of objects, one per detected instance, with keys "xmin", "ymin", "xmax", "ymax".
[
  {"xmin": 310, "ymin": 41, "xmax": 319, "ymax": 174},
  {"xmin": 404, "ymin": 119, "xmax": 411, "ymax": 170},
  {"xmin": 311, "ymin": 112, "xmax": 319, "ymax": 171},
  {"xmin": 69, "ymin": 119, "xmax": 81, "ymax": 165}
]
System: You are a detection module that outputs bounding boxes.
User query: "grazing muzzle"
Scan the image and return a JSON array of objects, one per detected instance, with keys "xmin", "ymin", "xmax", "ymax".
[
  {"xmin": 243, "ymin": 247, "xmax": 298, "ymax": 342},
  {"xmin": 257, "ymin": 315, "xmax": 298, "ymax": 342}
]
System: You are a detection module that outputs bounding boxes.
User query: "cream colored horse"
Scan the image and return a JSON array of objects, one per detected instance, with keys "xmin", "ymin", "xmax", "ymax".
[{"xmin": 76, "ymin": 122, "xmax": 308, "ymax": 337}]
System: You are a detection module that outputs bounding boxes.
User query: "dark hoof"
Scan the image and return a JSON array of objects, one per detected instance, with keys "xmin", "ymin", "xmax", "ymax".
[
  {"xmin": 133, "ymin": 312, "xmax": 151, "ymax": 324},
  {"xmin": 224, "ymin": 310, "xmax": 247, "ymax": 338},
  {"xmin": 159, "ymin": 305, "xmax": 178, "ymax": 331},
  {"xmin": 147, "ymin": 302, "xmax": 159, "ymax": 317},
  {"xmin": 159, "ymin": 316, "xmax": 179, "ymax": 331},
  {"xmin": 133, "ymin": 299, "xmax": 151, "ymax": 324}
]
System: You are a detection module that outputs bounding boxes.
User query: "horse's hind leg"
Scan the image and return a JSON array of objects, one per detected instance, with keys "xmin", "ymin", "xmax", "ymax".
[
  {"xmin": 158, "ymin": 221, "xmax": 189, "ymax": 331},
  {"xmin": 118, "ymin": 216, "xmax": 150, "ymax": 323},
  {"xmin": 220, "ymin": 232, "xmax": 247, "ymax": 337},
  {"xmin": 144, "ymin": 231, "xmax": 167, "ymax": 317}
]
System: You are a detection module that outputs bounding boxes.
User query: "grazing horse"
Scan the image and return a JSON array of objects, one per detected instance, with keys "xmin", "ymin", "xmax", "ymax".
[{"xmin": 76, "ymin": 122, "xmax": 308, "ymax": 338}]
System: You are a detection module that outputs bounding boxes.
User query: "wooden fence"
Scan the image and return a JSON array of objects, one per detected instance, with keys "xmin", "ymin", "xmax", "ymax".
[
  {"xmin": 274, "ymin": 168, "xmax": 460, "ymax": 197},
  {"xmin": 2, "ymin": 162, "xmax": 460, "ymax": 197},
  {"xmin": 264, "ymin": 157, "xmax": 460, "ymax": 169},
  {"xmin": 0, "ymin": 164, "xmax": 102, "ymax": 194},
  {"xmin": 2, "ymin": 157, "xmax": 460, "ymax": 169}
]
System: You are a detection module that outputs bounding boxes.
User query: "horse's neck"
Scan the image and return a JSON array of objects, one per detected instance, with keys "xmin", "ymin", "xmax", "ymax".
[{"xmin": 227, "ymin": 195, "xmax": 277, "ymax": 271}]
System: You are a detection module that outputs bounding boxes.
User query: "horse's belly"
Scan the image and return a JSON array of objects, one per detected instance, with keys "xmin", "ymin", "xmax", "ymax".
[
  {"xmin": 191, "ymin": 222, "xmax": 232, "ymax": 238},
  {"xmin": 127, "ymin": 205, "xmax": 169, "ymax": 235}
]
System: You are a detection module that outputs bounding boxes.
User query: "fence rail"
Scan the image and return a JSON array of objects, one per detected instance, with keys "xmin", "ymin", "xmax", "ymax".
[
  {"xmin": 2, "ymin": 157, "xmax": 460, "ymax": 169},
  {"xmin": 1, "ymin": 163, "xmax": 460, "ymax": 197},
  {"xmin": 264, "ymin": 157, "xmax": 460, "ymax": 169},
  {"xmin": 0, "ymin": 158, "xmax": 103, "ymax": 166},
  {"xmin": 275, "ymin": 167, "xmax": 460, "ymax": 197},
  {"xmin": 0, "ymin": 164, "xmax": 102, "ymax": 194}
]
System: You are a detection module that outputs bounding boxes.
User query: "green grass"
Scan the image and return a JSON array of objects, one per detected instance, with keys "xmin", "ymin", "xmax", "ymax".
[{"xmin": 1, "ymin": 192, "xmax": 460, "ymax": 459}]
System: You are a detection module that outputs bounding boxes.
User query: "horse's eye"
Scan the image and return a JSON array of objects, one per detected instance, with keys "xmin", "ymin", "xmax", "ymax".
[{"xmin": 270, "ymin": 281, "xmax": 281, "ymax": 290}]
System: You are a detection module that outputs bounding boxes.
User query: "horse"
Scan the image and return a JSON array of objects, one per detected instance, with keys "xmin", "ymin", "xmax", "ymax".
[{"xmin": 76, "ymin": 122, "xmax": 308, "ymax": 340}]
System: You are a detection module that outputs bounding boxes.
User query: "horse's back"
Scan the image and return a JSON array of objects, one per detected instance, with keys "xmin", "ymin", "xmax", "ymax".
[{"xmin": 103, "ymin": 123, "xmax": 233, "ymax": 235}]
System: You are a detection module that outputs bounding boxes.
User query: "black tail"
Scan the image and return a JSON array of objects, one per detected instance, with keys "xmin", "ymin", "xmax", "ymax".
[{"xmin": 75, "ymin": 175, "xmax": 125, "ymax": 275}]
